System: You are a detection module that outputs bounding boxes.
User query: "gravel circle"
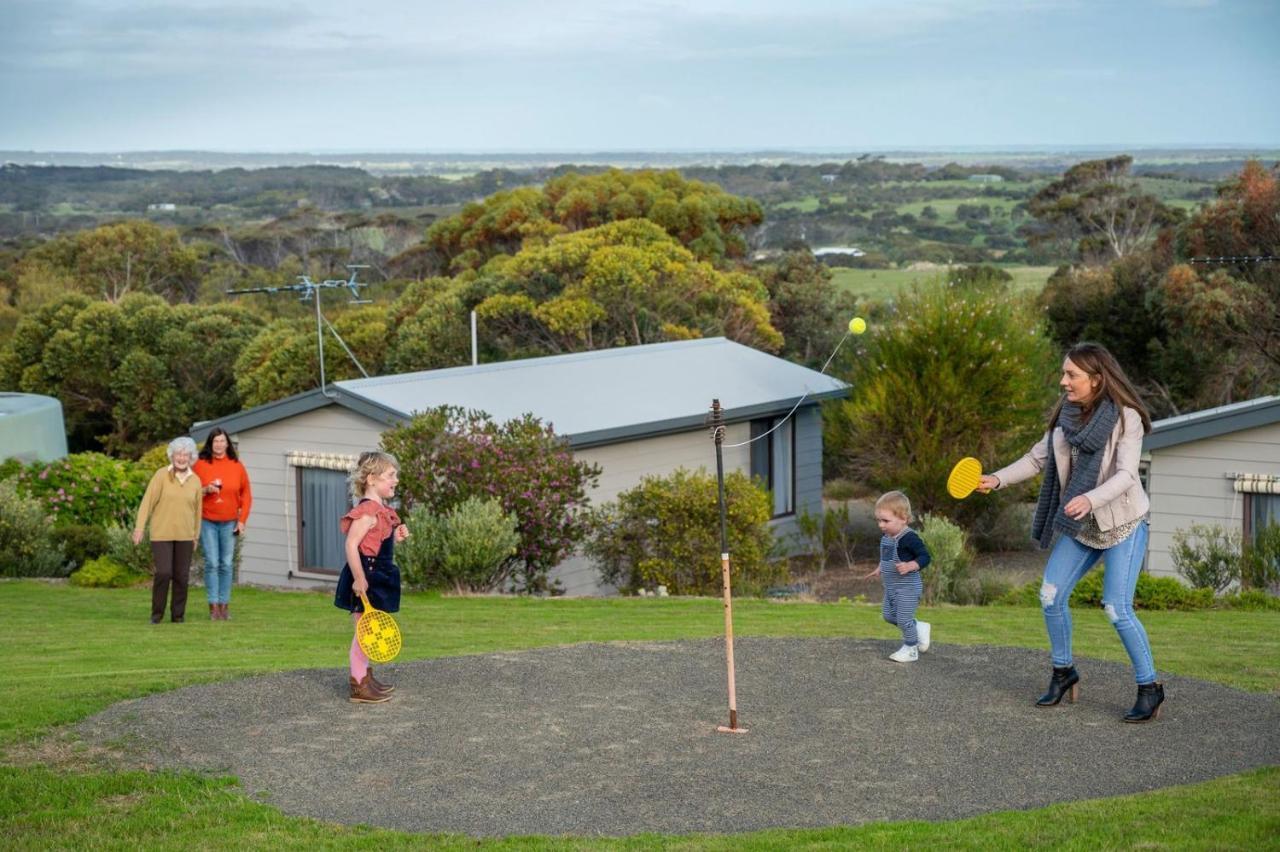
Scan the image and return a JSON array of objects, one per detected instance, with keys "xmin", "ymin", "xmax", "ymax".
[{"xmin": 77, "ymin": 638, "xmax": 1280, "ymax": 837}]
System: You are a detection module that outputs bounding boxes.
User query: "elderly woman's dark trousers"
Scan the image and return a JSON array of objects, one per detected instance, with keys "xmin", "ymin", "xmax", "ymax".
[{"xmin": 151, "ymin": 540, "xmax": 194, "ymax": 622}]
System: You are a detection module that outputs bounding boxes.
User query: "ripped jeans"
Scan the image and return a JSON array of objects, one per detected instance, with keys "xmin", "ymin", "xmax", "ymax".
[{"xmin": 1039, "ymin": 521, "xmax": 1156, "ymax": 684}]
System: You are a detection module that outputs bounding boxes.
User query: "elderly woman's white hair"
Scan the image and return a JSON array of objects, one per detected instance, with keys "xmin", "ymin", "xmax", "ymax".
[{"xmin": 166, "ymin": 436, "xmax": 198, "ymax": 463}]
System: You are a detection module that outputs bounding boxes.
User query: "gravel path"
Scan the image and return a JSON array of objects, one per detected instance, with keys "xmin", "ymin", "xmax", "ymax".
[{"xmin": 78, "ymin": 638, "xmax": 1280, "ymax": 837}]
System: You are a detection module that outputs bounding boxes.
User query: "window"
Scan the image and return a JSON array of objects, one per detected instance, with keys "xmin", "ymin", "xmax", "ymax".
[
  {"xmin": 749, "ymin": 416, "xmax": 795, "ymax": 518},
  {"xmin": 1244, "ymin": 493, "xmax": 1279, "ymax": 547},
  {"xmin": 297, "ymin": 467, "xmax": 350, "ymax": 574}
]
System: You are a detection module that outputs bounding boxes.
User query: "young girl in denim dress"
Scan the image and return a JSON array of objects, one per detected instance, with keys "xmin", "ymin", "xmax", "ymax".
[{"xmin": 334, "ymin": 451, "xmax": 409, "ymax": 704}]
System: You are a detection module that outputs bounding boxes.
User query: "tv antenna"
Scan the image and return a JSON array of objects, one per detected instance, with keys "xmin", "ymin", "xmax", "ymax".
[{"xmin": 227, "ymin": 265, "xmax": 373, "ymax": 398}]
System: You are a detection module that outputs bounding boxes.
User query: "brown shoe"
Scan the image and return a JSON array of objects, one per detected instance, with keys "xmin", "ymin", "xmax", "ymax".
[
  {"xmin": 210, "ymin": 604, "xmax": 217, "ymax": 620},
  {"xmin": 349, "ymin": 673, "xmax": 391, "ymax": 703},
  {"xmin": 221, "ymin": 603, "xmax": 230, "ymax": 621},
  {"xmin": 368, "ymin": 667, "xmax": 395, "ymax": 694}
]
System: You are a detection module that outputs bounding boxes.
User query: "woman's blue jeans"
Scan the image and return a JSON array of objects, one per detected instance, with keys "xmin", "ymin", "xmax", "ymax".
[
  {"xmin": 200, "ymin": 519, "xmax": 236, "ymax": 605},
  {"xmin": 1040, "ymin": 521, "xmax": 1157, "ymax": 685}
]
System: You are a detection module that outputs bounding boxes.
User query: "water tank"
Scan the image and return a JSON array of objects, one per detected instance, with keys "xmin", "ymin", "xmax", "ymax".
[{"xmin": 0, "ymin": 393, "xmax": 69, "ymax": 463}]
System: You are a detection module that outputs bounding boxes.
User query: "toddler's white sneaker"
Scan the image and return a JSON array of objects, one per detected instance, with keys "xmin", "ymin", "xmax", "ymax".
[
  {"xmin": 918, "ymin": 621, "xmax": 932, "ymax": 653},
  {"xmin": 889, "ymin": 644, "xmax": 919, "ymax": 662}
]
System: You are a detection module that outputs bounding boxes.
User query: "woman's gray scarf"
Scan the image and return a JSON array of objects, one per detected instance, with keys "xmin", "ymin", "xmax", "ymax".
[{"xmin": 1031, "ymin": 398, "xmax": 1119, "ymax": 548}]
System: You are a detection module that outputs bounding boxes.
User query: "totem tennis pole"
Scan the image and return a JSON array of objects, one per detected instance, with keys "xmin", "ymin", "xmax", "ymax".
[{"xmin": 708, "ymin": 398, "xmax": 747, "ymax": 734}]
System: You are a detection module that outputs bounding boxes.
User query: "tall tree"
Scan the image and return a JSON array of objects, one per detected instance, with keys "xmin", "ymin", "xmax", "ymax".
[
  {"xmin": 1024, "ymin": 156, "xmax": 1182, "ymax": 264},
  {"xmin": 16, "ymin": 221, "xmax": 204, "ymax": 304}
]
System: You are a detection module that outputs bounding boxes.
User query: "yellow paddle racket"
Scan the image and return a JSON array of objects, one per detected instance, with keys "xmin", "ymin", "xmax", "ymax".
[
  {"xmin": 947, "ymin": 457, "xmax": 985, "ymax": 499},
  {"xmin": 356, "ymin": 592, "xmax": 402, "ymax": 663}
]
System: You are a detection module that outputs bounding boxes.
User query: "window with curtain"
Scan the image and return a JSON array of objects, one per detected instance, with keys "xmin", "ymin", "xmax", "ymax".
[
  {"xmin": 298, "ymin": 467, "xmax": 350, "ymax": 574},
  {"xmin": 1246, "ymin": 494, "xmax": 1279, "ymax": 545},
  {"xmin": 749, "ymin": 416, "xmax": 795, "ymax": 518}
]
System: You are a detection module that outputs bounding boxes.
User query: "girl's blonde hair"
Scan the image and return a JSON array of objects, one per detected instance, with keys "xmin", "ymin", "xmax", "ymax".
[
  {"xmin": 349, "ymin": 451, "xmax": 399, "ymax": 501},
  {"xmin": 875, "ymin": 490, "xmax": 912, "ymax": 521}
]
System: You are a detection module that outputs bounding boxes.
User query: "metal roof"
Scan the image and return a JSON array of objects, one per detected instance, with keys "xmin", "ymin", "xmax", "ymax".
[
  {"xmin": 1145, "ymin": 395, "xmax": 1280, "ymax": 451},
  {"xmin": 195, "ymin": 338, "xmax": 850, "ymax": 448}
]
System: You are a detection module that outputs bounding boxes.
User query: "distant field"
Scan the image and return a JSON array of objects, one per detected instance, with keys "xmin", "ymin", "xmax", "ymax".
[{"xmin": 830, "ymin": 265, "xmax": 1056, "ymax": 302}]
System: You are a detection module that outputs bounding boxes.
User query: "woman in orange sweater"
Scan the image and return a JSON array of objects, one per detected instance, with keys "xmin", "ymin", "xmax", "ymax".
[{"xmin": 193, "ymin": 428, "xmax": 253, "ymax": 620}]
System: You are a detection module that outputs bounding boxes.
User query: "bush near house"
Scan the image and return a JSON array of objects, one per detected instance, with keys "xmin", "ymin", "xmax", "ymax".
[
  {"xmin": 13, "ymin": 452, "xmax": 151, "ymax": 528},
  {"xmin": 1172, "ymin": 523, "xmax": 1242, "ymax": 593},
  {"xmin": 0, "ymin": 479, "xmax": 67, "ymax": 578},
  {"xmin": 382, "ymin": 406, "xmax": 601, "ymax": 594},
  {"xmin": 69, "ymin": 556, "xmax": 147, "ymax": 588},
  {"xmin": 398, "ymin": 498, "xmax": 521, "ymax": 592},
  {"xmin": 586, "ymin": 468, "xmax": 782, "ymax": 596}
]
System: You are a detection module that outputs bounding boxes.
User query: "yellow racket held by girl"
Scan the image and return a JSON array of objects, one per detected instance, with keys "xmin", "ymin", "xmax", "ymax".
[
  {"xmin": 947, "ymin": 457, "xmax": 985, "ymax": 499},
  {"xmin": 356, "ymin": 592, "xmax": 402, "ymax": 663}
]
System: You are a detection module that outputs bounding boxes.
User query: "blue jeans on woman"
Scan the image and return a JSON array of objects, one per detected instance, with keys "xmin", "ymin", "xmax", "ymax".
[
  {"xmin": 200, "ymin": 519, "xmax": 236, "ymax": 605},
  {"xmin": 1040, "ymin": 521, "xmax": 1156, "ymax": 684}
]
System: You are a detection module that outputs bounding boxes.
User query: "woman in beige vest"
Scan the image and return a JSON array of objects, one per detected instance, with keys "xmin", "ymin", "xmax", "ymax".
[{"xmin": 980, "ymin": 343, "xmax": 1164, "ymax": 723}]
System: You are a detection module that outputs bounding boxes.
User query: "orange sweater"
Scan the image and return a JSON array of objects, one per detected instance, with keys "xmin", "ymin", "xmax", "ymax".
[{"xmin": 192, "ymin": 457, "xmax": 253, "ymax": 523}]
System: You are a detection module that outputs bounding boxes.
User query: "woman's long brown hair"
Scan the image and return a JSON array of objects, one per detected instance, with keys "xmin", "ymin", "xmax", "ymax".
[{"xmin": 1049, "ymin": 342, "xmax": 1152, "ymax": 434}]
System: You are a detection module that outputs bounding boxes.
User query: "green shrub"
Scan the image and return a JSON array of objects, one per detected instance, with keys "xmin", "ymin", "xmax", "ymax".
[
  {"xmin": 1241, "ymin": 523, "xmax": 1280, "ymax": 592},
  {"xmin": 1001, "ymin": 569, "xmax": 1214, "ymax": 610},
  {"xmin": 917, "ymin": 513, "xmax": 974, "ymax": 604},
  {"xmin": 50, "ymin": 524, "xmax": 110, "ymax": 571},
  {"xmin": 586, "ymin": 468, "xmax": 782, "ymax": 596},
  {"xmin": 105, "ymin": 524, "xmax": 153, "ymax": 576},
  {"xmin": 0, "ymin": 479, "xmax": 67, "ymax": 577},
  {"xmin": 69, "ymin": 556, "xmax": 146, "ymax": 588},
  {"xmin": 824, "ymin": 275, "xmax": 1059, "ymax": 528},
  {"xmin": 1217, "ymin": 589, "xmax": 1280, "ymax": 611},
  {"xmin": 14, "ymin": 452, "xmax": 151, "ymax": 528},
  {"xmin": 971, "ymin": 501, "xmax": 1038, "ymax": 553},
  {"xmin": 793, "ymin": 505, "xmax": 874, "ymax": 572},
  {"xmin": 0, "ymin": 457, "xmax": 24, "ymax": 482},
  {"xmin": 1171, "ymin": 523, "xmax": 1241, "ymax": 592},
  {"xmin": 949, "ymin": 568, "xmax": 1016, "ymax": 606},
  {"xmin": 397, "ymin": 505, "xmax": 448, "ymax": 590},
  {"xmin": 398, "ymin": 498, "xmax": 520, "ymax": 592}
]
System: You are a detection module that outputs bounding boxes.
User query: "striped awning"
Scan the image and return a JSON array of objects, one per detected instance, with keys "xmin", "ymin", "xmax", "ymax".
[
  {"xmin": 287, "ymin": 451, "xmax": 359, "ymax": 472},
  {"xmin": 1234, "ymin": 474, "xmax": 1280, "ymax": 495}
]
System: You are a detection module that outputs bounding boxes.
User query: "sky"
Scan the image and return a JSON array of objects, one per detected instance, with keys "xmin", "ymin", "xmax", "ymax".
[{"xmin": 2, "ymin": 0, "xmax": 1277, "ymax": 152}]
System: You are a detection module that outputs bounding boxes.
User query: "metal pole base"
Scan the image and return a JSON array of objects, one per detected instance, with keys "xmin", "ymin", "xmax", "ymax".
[{"xmin": 715, "ymin": 725, "xmax": 750, "ymax": 734}]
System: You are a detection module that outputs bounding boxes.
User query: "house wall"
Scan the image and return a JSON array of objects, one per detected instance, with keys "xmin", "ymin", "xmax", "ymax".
[
  {"xmin": 1146, "ymin": 422, "xmax": 1280, "ymax": 578},
  {"xmin": 232, "ymin": 405, "xmax": 385, "ymax": 590}
]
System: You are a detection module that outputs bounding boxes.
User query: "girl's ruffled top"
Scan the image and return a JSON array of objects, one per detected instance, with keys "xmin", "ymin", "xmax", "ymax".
[{"xmin": 340, "ymin": 501, "xmax": 402, "ymax": 557}]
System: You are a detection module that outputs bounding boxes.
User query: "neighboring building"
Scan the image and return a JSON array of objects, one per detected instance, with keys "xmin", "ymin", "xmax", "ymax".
[
  {"xmin": 0, "ymin": 393, "xmax": 68, "ymax": 463},
  {"xmin": 820, "ymin": 174, "xmax": 838, "ymax": 185},
  {"xmin": 812, "ymin": 247, "xmax": 866, "ymax": 258},
  {"xmin": 147, "ymin": 202, "xmax": 177, "ymax": 212},
  {"xmin": 193, "ymin": 338, "xmax": 849, "ymax": 596},
  {"xmin": 967, "ymin": 174, "xmax": 1004, "ymax": 183},
  {"xmin": 1143, "ymin": 396, "xmax": 1280, "ymax": 578}
]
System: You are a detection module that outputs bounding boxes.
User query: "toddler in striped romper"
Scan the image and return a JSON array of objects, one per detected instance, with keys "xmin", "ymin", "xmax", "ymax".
[{"xmin": 867, "ymin": 491, "xmax": 933, "ymax": 662}]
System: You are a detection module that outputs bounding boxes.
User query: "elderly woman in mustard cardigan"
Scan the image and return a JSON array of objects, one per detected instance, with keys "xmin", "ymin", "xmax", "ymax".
[
  {"xmin": 979, "ymin": 342, "xmax": 1164, "ymax": 723},
  {"xmin": 133, "ymin": 436, "xmax": 204, "ymax": 624}
]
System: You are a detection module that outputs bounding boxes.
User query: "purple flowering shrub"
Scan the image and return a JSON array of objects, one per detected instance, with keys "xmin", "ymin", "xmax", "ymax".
[
  {"xmin": 15, "ymin": 452, "xmax": 152, "ymax": 528},
  {"xmin": 382, "ymin": 406, "xmax": 601, "ymax": 593}
]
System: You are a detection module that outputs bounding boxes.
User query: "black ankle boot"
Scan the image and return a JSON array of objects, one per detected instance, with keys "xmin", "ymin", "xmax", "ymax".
[
  {"xmin": 1123, "ymin": 681, "xmax": 1165, "ymax": 723},
  {"xmin": 1036, "ymin": 665, "xmax": 1080, "ymax": 706}
]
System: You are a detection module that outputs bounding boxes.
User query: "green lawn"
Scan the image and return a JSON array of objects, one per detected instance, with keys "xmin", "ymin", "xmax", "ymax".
[
  {"xmin": 3, "ymin": 580, "xmax": 1278, "ymax": 849},
  {"xmin": 830, "ymin": 265, "xmax": 1056, "ymax": 302}
]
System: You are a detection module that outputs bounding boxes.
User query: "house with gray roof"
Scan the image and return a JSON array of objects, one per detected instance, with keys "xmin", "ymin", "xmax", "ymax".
[
  {"xmin": 1143, "ymin": 395, "xmax": 1280, "ymax": 579},
  {"xmin": 194, "ymin": 338, "xmax": 850, "ymax": 595}
]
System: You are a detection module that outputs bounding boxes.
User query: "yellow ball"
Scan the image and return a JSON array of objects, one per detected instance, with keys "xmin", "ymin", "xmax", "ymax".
[{"xmin": 848, "ymin": 317, "xmax": 867, "ymax": 335}]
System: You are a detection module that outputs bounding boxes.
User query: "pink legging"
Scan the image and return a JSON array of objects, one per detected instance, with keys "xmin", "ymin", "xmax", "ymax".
[{"xmin": 349, "ymin": 613, "xmax": 369, "ymax": 680}]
